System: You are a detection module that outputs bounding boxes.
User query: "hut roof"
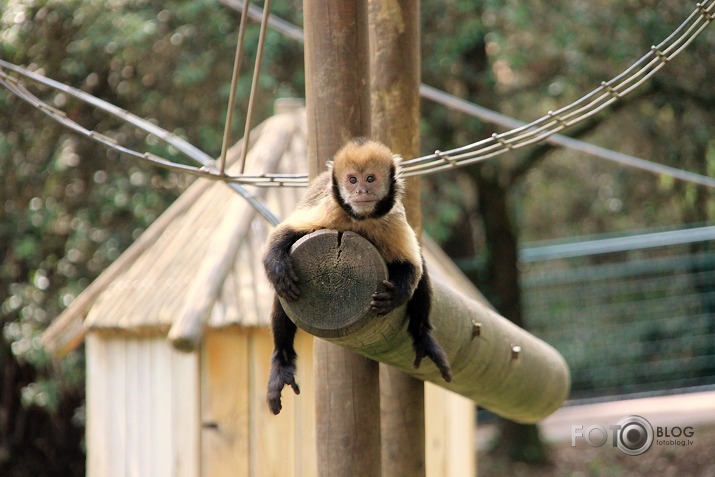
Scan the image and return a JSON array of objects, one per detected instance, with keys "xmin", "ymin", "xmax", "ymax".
[{"xmin": 42, "ymin": 102, "xmax": 488, "ymax": 356}]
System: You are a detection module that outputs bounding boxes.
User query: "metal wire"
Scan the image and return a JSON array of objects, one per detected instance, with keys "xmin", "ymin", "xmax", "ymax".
[
  {"xmin": 1, "ymin": 0, "xmax": 714, "ymax": 190},
  {"xmin": 0, "ymin": 59, "xmax": 303, "ymax": 187},
  {"xmin": 0, "ymin": 60, "xmax": 281, "ymax": 224},
  {"xmin": 402, "ymin": 0, "xmax": 715, "ymax": 176},
  {"xmin": 218, "ymin": 0, "xmax": 251, "ymax": 175},
  {"xmin": 418, "ymin": 85, "xmax": 715, "ymax": 188},
  {"xmin": 237, "ymin": 0, "xmax": 272, "ymax": 174},
  {"xmin": 219, "ymin": 0, "xmax": 715, "ymax": 187}
]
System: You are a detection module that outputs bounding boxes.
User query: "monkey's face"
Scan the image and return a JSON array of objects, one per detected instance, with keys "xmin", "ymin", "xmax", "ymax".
[
  {"xmin": 339, "ymin": 169, "xmax": 389, "ymax": 215},
  {"xmin": 330, "ymin": 139, "xmax": 399, "ymax": 220}
]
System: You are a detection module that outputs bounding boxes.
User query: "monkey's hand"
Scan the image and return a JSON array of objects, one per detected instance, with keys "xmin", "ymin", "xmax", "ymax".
[
  {"xmin": 266, "ymin": 258, "xmax": 300, "ymax": 301},
  {"xmin": 370, "ymin": 280, "xmax": 409, "ymax": 315},
  {"xmin": 266, "ymin": 350, "xmax": 301, "ymax": 415},
  {"xmin": 413, "ymin": 334, "xmax": 452, "ymax": 383}
]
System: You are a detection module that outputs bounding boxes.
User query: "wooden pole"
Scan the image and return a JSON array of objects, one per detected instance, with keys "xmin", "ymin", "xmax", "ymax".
[
  {"xmin": 280, "ymin": 230, "xmax": 571, "ymax": 424},
  {"xmin": 303, "ymin": 1, "xmax": 372, "ymax": 179},
  {"xmin": 367, "ymin": 1, "xmax": 425, "ymax": 475},
  {"xmin": 303, "ymin": 2, "xmax": 380, "ymax": 476}
]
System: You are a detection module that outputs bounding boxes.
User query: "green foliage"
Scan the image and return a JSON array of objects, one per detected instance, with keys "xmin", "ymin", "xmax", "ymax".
[
  {"xmin": 419, "ymin": 0, "xmax": 714, "ymax": 465},
  {"xmin": 0, "ymin": 0, "xmax": 304, "ymax": 474},
  {"xmin": 420, "ymin": 0, "xmax": 715, "ymax": 247}
]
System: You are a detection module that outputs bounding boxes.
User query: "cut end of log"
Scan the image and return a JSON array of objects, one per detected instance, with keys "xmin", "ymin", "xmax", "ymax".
[
  {"xmin": 279, "ymin": 229, "xmax": 388, "ymax": 338},
  {"xmin": 168, "ymin": 331, "xmax": 200, "ymax": 353}
]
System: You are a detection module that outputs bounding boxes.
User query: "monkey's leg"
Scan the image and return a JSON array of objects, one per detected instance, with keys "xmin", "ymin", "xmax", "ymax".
[
  {"xmin": 267, "ymin": 295, "xmax": 301, "ymax": 415},
  {"xmin": 406, "ymin": 268, "xmax": 452, "ymax": 382}
]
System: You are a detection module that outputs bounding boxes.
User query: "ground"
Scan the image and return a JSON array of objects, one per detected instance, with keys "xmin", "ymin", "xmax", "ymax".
[{"xmin": 478, "ymin": 425, "xmax": 715, "ymax": 476}]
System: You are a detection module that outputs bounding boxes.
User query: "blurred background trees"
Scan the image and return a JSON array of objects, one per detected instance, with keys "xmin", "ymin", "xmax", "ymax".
[
  {"xmin": 1, "ymin": 0, "xmax": 713, "ymax": 474},
  {"xmin": 421, "ymin": 0, "xmax": 714, "ymax": 463},
  {"xmin": 0, "ymin": 1, "xmax": 303, "ymax": 474}
]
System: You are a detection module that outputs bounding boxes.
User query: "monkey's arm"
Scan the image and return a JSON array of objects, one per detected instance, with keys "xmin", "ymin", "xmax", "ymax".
[
  {"xmin": 263, "ymin": 226, "xmax": 309, "ymax": 415},
  {"xmin": 407, "ymin": 266, "xmax": 452, "ymax": 382},
  {"xmin": 263, "ymin": 226, "xmax": 308, "ymax": 300},
  {"xmin": 370, "ymin": 260, "xmax": 419, "ymax": 315}
]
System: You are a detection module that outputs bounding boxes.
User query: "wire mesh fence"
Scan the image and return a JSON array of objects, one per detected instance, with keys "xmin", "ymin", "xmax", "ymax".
[{"xmin": 521, "ymin": 225, "xmax": 715, "ymax": 401}]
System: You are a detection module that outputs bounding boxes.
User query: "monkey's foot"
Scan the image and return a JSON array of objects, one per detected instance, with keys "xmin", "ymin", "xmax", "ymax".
[
  {"xmin": 266, "ymin": 361, "xmax": 300, "ymax": 415},
  {"xmin": 413, "ymin": 335, "xmax": 452, "ymax": 382}
]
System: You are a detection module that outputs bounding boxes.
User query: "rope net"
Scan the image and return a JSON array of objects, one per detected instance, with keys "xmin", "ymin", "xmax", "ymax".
[{"xmin": 1, "ymin": 0, "xmax": 713, "ymax": 189}]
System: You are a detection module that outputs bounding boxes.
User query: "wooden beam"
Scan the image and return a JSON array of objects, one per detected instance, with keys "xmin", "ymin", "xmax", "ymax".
[
  {"xmin": 303, "ymin": 1, "xmax": 380, "ymax": 476},
  {"xmin": 367, "ymin": 1, "xmax": 426, "ymax": 474},
  {"xmin": 167, "ymin": 115, "xmax": 297, "ymax": 351},
  {"xmin": 280, "ymin": 230, "xmax": 571, "ymax": 424}
]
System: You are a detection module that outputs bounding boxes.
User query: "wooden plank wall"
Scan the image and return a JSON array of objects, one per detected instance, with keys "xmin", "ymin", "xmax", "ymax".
[
  {"xmin": 85, "ymin": 328, "xmax": 473, "ymax": 477},
  {"xmin": 86, "ymin": 334, "xmax": 200, "ymax": 477},
  {"xmin": 425, "ymin": 384, "xmax": 476, "ymax": 477},
  {"xmin": 201, "ymin": 327, "xmax": 316, "ymax": 477}
]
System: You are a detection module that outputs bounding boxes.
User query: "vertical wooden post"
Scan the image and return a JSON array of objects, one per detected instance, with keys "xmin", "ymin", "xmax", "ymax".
[
  {"xmin": 368, "ymin": 1, "xmax": 425, "ymax": 476},
  {"xmin": 303, "ymin": 1, "xmax": 381, "ymax": 476},
  {"xmin": 303, "ymin": 0, "xmax": 372, "ymax": 179}
]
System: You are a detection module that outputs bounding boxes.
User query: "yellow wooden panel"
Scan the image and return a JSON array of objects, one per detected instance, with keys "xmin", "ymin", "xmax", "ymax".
[
  {"xmin": 150, "ymin": 336, "xmax": 174, "ymax": 476},
  {"xmin": 170, "ymin": 337, "xmax": 201, "ymax": 477},
  {"xmin": 201, "ymin": 328, "xmax": 251, "ymax": 477},
  {"xmin": 125, "ymin": 338, "xmax": 142, "ymax": 476},
  {"xmin": 425, "ymin": 383, "xmax": 476, "ymax": 477},
  {"xmin": 293, "ymin": 331, "xmax": 317, "ymax": 477},
  {"xmin": 86, "ymin": 335, "xmax": 200, "ymax": 477},
  {"xmin": 85, "ymin": 334, "xmax": 111, "ymax": 477},
  {"xmin": 103, "ymin": 337, "xmax": 128, "ymax": 476},
  {"xmin": 251, "ymin": 327, "xmax": 296, "ymax": 477}
]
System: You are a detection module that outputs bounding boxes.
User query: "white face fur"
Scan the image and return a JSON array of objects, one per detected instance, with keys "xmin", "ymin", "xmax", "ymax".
[{"xmin": 339, "ymin": 168, "xmax": 388, "ymax": 215}]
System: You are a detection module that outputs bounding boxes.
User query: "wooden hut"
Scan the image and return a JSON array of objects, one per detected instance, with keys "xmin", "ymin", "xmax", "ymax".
[{"xmin": 43, "ymin": 101, "xmax": 480, "ymax": 477}]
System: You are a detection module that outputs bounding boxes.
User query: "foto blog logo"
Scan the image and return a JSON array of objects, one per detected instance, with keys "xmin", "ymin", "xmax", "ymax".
[
  {"xmin": 572, "ymin": 415, "xmax": 696, "ymax": 456},
  {"xmin": 572, "ymin": 415, "xmax": 655, "ymax": 456}
]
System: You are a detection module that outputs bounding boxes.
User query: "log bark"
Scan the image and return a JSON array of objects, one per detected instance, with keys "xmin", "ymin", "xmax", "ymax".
[{"xmin": 280, "ymin": 230, "xmax": 571, "ymax": 424}]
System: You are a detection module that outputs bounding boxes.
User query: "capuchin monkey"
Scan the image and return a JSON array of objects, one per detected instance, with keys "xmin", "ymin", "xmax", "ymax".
[{"xmin": 263, "ymin": 138, "xmax": 451, "ymax": 415}]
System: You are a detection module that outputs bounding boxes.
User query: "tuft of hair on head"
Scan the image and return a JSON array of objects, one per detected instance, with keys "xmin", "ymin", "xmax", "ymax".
[{"xmin": 333, "ymin": 138, "xmax": 398, "ymax": 174}]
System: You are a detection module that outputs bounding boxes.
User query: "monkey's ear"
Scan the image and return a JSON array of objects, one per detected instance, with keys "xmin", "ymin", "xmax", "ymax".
[
  {"xmin": 392, "ymin": 154, "xmax": 403, "ymax": 164},
  {"xmin": 326, "ymin": 160, "xmax": 334, "ymax": 172}
]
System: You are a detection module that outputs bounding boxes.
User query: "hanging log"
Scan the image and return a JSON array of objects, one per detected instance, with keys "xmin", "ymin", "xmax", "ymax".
[{"xmin": 280, "ymin": 229, "xmax": 570, "ymax": 424}]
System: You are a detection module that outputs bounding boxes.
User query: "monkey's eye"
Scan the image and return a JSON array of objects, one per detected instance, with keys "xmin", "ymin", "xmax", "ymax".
[
  {"xmin": 348, "ymin": 176, "xmax": 358, "ymax": 184},
  {"xmin": 366, "ymin": 175, "xmax": 376, "ymax": 183}
]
